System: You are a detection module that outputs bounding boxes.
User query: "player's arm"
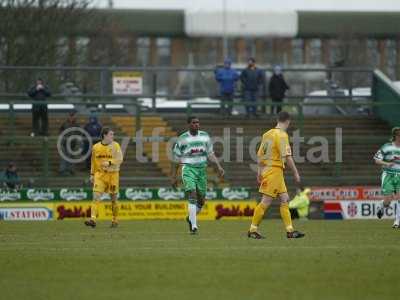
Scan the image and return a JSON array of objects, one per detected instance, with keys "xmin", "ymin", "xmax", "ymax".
[
  {"xmin": 374, "ymin": 158, "xmax": 394, "ymax": 167},
  {"xmin": 286, "ymin": 155, "xmax": 301, "ymax": 184},
  {"xmin": 256, "ymin": 159, "xmax": 264, "ymax": 184},
  {"xmin": 206, "ymin": 136, "xmax": 224, "ymax": 177},
  {"xmin": 171, "ymin": 161, "xmax": 180, "ymax": 189},
  {"xmin": 256, "ymin": 135, "xmax": 272, "ymax": 183},
  {"xmin": 171, "ymin": 140, "xmax": 181, "ymax": 188},
  {"xmin": 90, "ymin": 147, "xmax": 95, "ymax": 183},
  {"xmin": 283, "ymin": 134, "xmax": 301, "ymax": 184},
  {"xmin": 109, "ymin": 143, "xmax": 123, "ymax": 167},
  {"xmin": 374, "ymin": 149, "xmax": 394, "ymax": 167},
  {"xmin": 208, "ymin": 153, "xmax": 224, "ymax": 177},
  {"xmin": 111, "ymin": 143, "xmax": 124, "ymax": 166},
  {"xmin": 256, "ymin": 140, "xmax": 265, "ymax": 184}
]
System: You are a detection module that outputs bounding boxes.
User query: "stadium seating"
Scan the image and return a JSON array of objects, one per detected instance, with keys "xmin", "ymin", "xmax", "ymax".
[
  {"xmin": 0, "ymin": 114, "xmax": 166, "ymax": 187},
  {"xmin": 0, "ymin": 112, "xmax": 390, "ymax": 189}
]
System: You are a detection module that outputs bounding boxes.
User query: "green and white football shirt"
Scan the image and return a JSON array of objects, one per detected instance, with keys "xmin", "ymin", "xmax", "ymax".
[
  {"xmin": 374, "ymin": 143, "xmax": 400, "ymax": 174},
  {"xmin": 374, "ymin": 143, "xmax": 400, "ymax": 195},
  {"xmin": 173, "ymin": 130, "xmax": 214, "ymax": 168}
]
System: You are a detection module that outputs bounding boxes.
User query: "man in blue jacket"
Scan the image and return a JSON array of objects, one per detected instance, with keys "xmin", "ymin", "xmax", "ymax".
[
  {"xmin": 215, "ymin": 58, "xmax": 239, "ymax": 116},
  {"xmin": 240, "ymin": 58, "xmax": 265, "ymax": 118}
]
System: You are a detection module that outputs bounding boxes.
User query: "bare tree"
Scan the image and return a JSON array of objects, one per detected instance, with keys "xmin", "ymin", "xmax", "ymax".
[{"xmin": 0, "ymin": 0, "xmax": 100, "ymax": 92}]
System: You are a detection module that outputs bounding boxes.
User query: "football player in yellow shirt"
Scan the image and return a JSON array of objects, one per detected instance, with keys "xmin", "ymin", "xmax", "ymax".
[
  {"xmin": 85, "ymin": 127, "xmax": 123, "ymax": 228},
  {"xmin": 248, "ymin": 111, "xmax": 305, "ymax": 239}
]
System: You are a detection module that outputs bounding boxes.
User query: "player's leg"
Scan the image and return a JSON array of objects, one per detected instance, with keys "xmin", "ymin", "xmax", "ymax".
[
  {"xmin": 187, "ymin": 168, "xmax": 207, "ymax": 234},
  {"xmin": 377, "ymin": 172, "xmax": 395, "ymax": 219},
  {"xmin": 276, "ymin": 168, "xmax": 305, "ymax": 238},
  {"xmin": 393, "ymin": 196, "xmax": 400, "ymax": 228},
  {"xmin": 109, "ymin": 172, "xmax": 119, "ymax": 227},
  {"xmin": 392, "ymin": 176, "xmax": 400, "ymax": 228},
  {"xmin": 85, "ymin": 191, "xmax": 101, "ymax": 228},
  {"xmin": 248, "ymin": 194, "xmax": 273, "ymax": 239},
  {"xmin": 394, "ymin": 199, "xmax": 400, "ymax": 228},
  {"xmin": 187, "ymin": 190, "xmax": 199, "ymax": 234},
  {"xmin": 248, "ymin": 168, "xmax": 277, "ymax": 239},
  {"xmin": 182, "ymin": 165, "xmax": 198, "ymax": 233},
  {"xmin": 196, "ymin": 167, "xmax": 207, "ymax": 213},
  {"xmin": 85, "ymin": 173, "xmax": 105, "ymax": 227},
  {"xmin": 377, "ymin": 194, "xmax": 393, "ymax": 219},
  {"xmin": 110, "ymin": 193, "xmax": 119, "ymax": 227},
  {"xmin": 278, "ymin": 193, "xmax": 293, "ymax": 232},
  {"xmin": 278, "ymin": 193, "xmax": 305, "ymax": 238},
  {"xmin": 392, "ymin": 178, "xmax": 400, "ymax": 228}
]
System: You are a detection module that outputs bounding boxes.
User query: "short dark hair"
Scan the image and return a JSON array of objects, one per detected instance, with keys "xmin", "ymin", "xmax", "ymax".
[
  {"xmin": 101, "ymin": 127, "xmax": 112, "ymax": 139},
  {"xmin": 277, "ymin": 111, "xmax": 291, "ymax": 123},
  {"xmin": 187, "ymin": 116, "xmax": 199, "ymax": 124},
  {"xmin": 248, "ymin": 57, "xmax": 255, "ymax": 63}
]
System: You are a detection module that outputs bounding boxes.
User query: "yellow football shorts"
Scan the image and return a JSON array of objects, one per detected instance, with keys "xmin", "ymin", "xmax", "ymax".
[
  {"xmin": 93, "ymin": 172, "xmax": 119, "ymax": 194},
  {"xmin": 258, "ymin": 166, "xmax": 287, "ymax": 198}
]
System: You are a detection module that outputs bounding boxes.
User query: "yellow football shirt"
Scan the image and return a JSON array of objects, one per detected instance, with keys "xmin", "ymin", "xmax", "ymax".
[
  {"xmin": 257, "ymin": 127, "xmax": 291, "ymax": 169},
  {"xmin": 90, "ymin": 141, "xmax": 123, "ymax": 174}
]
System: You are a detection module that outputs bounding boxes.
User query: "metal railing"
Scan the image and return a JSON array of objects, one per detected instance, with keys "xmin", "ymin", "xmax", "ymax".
[{"xmin": 0, "ymin": 65, "xmax": 374, "ymax": 110}]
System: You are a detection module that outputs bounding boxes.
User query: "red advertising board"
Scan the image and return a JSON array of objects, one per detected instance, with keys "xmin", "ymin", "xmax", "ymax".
[{"xmin": 310, "ymin": 186, "xmax": 382, "ymax": 201}]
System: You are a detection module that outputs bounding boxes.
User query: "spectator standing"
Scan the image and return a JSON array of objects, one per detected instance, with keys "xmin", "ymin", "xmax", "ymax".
[
  {"xmin": 2, "ymin": 162, "xmax": 21, "ymax": 190},
  {"xmin": 269, "ymin": 65, "xmax": 290, "ymax": 114},
  {"xmin": 83, "ymin": 115, "xmax": 102, "ymax": 170},
  {"xmin": 215, "ymin": 58, "xmax": 239, "ymax": 116},
  {"xmin": 59, "ymin": 111, "xmax": 79, "ymax": 175},
  {"xmin": 240, "ymin": 58, "xmax": 265, "ymax": 118},
  {"xmin": 28, "ymin": 78, "xmax": 51, "ymax": 136}
]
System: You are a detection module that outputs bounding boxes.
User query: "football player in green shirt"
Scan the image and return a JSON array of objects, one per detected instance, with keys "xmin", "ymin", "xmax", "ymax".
[
  {"xmin": 374, "ymin": 127, "xmax": 400, "ymax": 227},
  {"xmin": 171, "ymin": 116, "xmax": 224, "ymax": 234}
]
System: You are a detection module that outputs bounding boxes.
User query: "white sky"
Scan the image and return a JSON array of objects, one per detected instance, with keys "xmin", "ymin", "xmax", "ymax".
[{"xmin": 97, "ymin": 0, "xmax": 400, "ymax": 11}]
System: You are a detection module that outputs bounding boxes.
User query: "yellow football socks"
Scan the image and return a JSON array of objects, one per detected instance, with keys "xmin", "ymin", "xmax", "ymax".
[
  {"xmin": 111, "ymin": 201, "xmax": 119, "ymax": 223},
  {"xmin": 280, "ymin": 202, "xmax": 294, "ymax": 232},
  {"xmin": 250, "ymin": 202, "xmax": 268, "ymax": 232},
  {"xmin": 91, "ymin": 200, "xmax": 100, "ymax": 221}
]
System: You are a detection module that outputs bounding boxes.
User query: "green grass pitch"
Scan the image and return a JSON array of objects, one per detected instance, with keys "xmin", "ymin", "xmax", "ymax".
[{"xmin": 0, "ymin": 220, "xmax": 399, "ymax": 300}]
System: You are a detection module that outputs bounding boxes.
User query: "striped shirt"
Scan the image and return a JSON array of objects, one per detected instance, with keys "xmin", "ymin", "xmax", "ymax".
[
  {"xmin": 374, "ymin": 142, "xmax": 400, "ymax": 174},
  {"xmin": 173, "ymin": 130, "xmax": 213, "ymax": 167}
]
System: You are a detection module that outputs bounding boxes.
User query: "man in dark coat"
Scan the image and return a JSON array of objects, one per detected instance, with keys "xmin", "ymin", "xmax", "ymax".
[
  {"xmin": 240, "ymin": 58, "xmax": 265, "ymax": 118},
  {"xmin": 83, "ymin": 115, "xmax": 102, "ymax": 169},
  {"xmin": 269, "ymin": 65, "xmax": 290, "ymax": 114},
  {"xmin": 28, "ymin": 78, "xmax": 51, "ymax": 136}
]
